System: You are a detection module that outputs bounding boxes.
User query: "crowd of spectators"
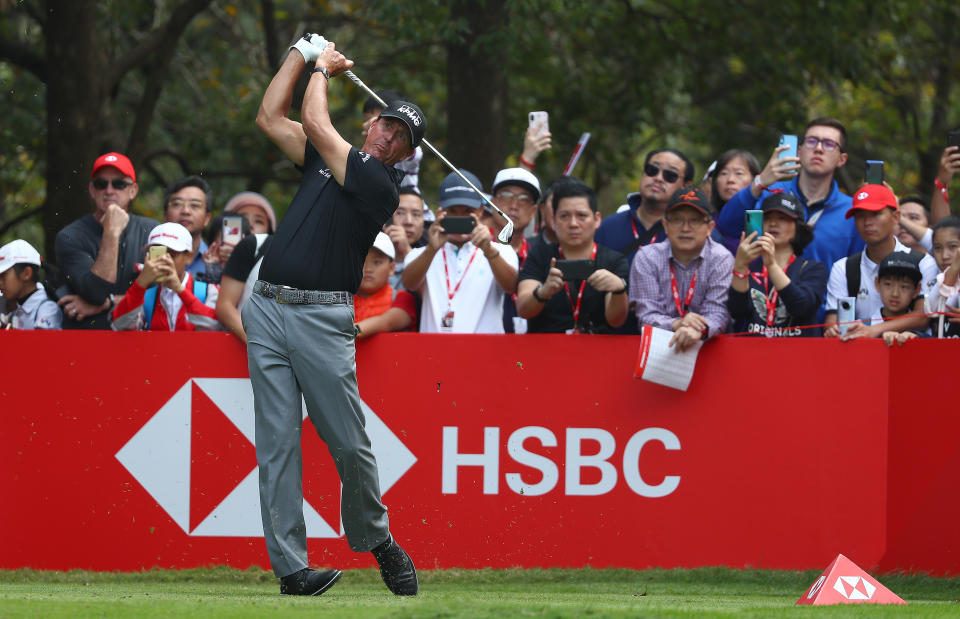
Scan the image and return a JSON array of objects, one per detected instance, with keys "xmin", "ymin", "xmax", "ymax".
[{"xmin": 4, "ymin": 112, "xmax": 960, "ymax": 347}]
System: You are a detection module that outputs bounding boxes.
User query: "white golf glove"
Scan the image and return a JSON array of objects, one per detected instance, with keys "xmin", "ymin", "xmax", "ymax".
[
  {"xmin": 290, "ymin": 33, "xmax": 322, "ymax": 63},
  {"xmin": 309, "ymin": 34, "xmax": 330, "ymax": 50}
]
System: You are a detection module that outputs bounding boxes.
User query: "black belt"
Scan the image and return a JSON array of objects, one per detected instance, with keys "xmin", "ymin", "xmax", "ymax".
[{"xmin": 253, "ymin": 281, "xmax": 352, "ymax": 305}]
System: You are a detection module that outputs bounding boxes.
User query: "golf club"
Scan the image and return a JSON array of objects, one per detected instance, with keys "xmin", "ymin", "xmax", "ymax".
[{"xmin": 343, "ymin": 69, "xmax": 516, "ymax": 244}]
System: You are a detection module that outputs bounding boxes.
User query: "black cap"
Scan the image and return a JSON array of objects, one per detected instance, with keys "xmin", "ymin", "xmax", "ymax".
[
  {"xmin": 761, "ymin": 192, "xmax": 803, "ymax": 220},
  {"xmin": 666, "ymin": 186, "xmax": 714, "ymax": 218},
  {"xmin": 379, "ymin": 100, "xmax": 426, "ymax": 148},
  {"xmin": 878, "ymin": 251, "xmax": 922, "ymax": 284}
]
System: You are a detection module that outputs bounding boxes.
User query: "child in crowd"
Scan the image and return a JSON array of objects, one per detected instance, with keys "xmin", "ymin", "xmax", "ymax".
[
  {"xmin": 112, "ymin": 223, "xmax": 220, "ymax": 331},
  {"xmin": 0, "ymin": 239, "xmax": 61, "ymax": 330},
  {"xmin": 842, "ymin": 251, "xmax": 927, "ymax": 345},
  {"xmin": 926, "ymin": 215, "xmax": 960, "ymax": 337},
  {"xmin": 354, "ymin": 232, "xmax": 417, "ymax": 339}
]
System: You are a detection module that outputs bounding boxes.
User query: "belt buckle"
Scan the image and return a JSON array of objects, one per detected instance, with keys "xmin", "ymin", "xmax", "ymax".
[{"xmin": 276, "ymin": 285, "xmax": 296, "ymax": 304}]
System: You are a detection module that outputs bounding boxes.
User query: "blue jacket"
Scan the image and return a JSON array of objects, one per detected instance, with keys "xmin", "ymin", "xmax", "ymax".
[{"xmin": 716, "ymin": 177, "xmax": 864, "ymax": 269}]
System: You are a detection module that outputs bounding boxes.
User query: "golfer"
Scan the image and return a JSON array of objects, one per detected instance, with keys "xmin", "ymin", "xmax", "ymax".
[{"xmin": 245, "ymin": 34, "xmax": 424, "ymax": 596}]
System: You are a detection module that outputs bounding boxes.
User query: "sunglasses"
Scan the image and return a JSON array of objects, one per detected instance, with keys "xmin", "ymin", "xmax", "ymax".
[
  {"xmin": 92, "ymin": 178, "xmax": 132, "ymax": 190},
  {"xmin": 644, "ymin": 163, "xmax": 680, "ymax": 184}
]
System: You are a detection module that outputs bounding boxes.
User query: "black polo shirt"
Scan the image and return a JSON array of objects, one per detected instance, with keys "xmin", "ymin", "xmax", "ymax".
[
  {"xmin": 259, "ymin": 143, "xmax": 403, "ymax": 292},
  {"xmin": 519, "ymin": 241, "xmax": 629, "ymax": 333}
]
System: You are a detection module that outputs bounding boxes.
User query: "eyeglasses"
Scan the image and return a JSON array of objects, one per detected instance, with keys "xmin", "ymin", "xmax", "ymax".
[
  {"xmin": 664, "ymin": 216, "xmax": 710, "ymax": 229},
  {"xmin": 167, "ymin": 198, "xmax": 206, "ymax": 210},
  {"xmin": 92, "ymin": 178, "xmax": 132, "ymax": 190},
  {"xmin": 644, "ymin": 163, "xmax": 680, "ymax": 184},
  {"xmin": 802, "ymin": 136, "xmax": 843, "ymax": 152},
  {"xmin": 494, "ymin": 190, "xmax": 534, "ymax": 206}
]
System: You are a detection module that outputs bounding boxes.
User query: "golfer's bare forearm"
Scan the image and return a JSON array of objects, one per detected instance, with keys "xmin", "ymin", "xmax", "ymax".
[
  {"xmin": 256, "ymin": 53, "xmax": 307, "ymax": 166},
  {"xmin": 302, "ymin": 71, "xmax": 349, "ymax": 184}
]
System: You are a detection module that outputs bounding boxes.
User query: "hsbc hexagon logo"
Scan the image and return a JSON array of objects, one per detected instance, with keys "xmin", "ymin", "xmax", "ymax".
[
  {"xmin": 832, "ymin": 575, "xmax": 876, "ymax": 600},
  {"xmin": 116, "ymin": 378, "xmax": 416, "ymax": 538}
]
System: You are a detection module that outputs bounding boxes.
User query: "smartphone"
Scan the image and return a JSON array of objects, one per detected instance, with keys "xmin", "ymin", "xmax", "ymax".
[
  {"xmin": 528, "ymin": 111, "xmax": 549, "ymax": 137},
  {"xmin": 948, "ymin": 130, "xmax": 960, "ymax": 150},
  {"xmin": 778, "ymin": 134, "xmax": 798, "ymax": 160},
  {"xmin": 556, "ymin": 259, "xmax": 596, "ymax": 281},
  {"xmin": 147, "ymin": 245, "xmax": 167, "ymax": 260},
  {"xmin": 865, "ymin": 160, "xmax": 884, "ymax": 185},
  {"xmin": 837, "ymin": 296, "xmax": 856, "ymax": 335},
  {"xmin": 440, "ymin": 216, "xmax": 476, "ymax": 235},
  {"xmin": 223, "ymin": 215, "xmax": 243, "ymax": 245},
  {"xmin": 744, "ymin": 210, "xmax": 764, "ymax": 238}
]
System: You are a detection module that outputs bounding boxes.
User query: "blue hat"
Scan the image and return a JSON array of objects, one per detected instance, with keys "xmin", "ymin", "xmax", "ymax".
[{"xmin": 438, "ymin": 169, "xmax": 484, "ymax": 209}]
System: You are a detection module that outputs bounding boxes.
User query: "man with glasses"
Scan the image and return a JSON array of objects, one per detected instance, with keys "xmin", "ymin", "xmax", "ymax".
[
  {"xmin": 490, "ymin": 167, "xmax": 541, "ymax": 332},
  {"xmin": 716, "ymin": 118, "xmax": 863, "ymax": 269},
  {"xmin": 163, "ymin": 175, "xmax": 213, "ymax": 278},
  {"xmin": 54, "ymin": 152, "xmax": 159, "ymax": 329},
  {"xmin": 630, "ymin": 186, "xmax": 733, "ymax": 351}
]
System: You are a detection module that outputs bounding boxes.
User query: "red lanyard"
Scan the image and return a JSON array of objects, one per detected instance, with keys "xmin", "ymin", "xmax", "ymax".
[
  {"xmin": 750, "ymin": 255, "xmax": 796, "ymax": 326},
  {"xmin": 630, "ymin": 218, "xmax": 660, "ymax": 244},
  {"xmin": 517, "ymin": 237, "xmax": 529, "ymax": 266},
  {"xmin": 442, "ymin": 245, "xmax": 480, "ymax": 304},
  {"xmin": 559, "ymin": 243, "xmax": 597, "ymax": 326},
  {"xmin": 670, "ymin": 263, "xmax": 697, "ymax": 318}
]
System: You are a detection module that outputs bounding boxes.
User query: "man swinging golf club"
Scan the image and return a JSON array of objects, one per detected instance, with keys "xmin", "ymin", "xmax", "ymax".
[{"xmin": 246, "ymin": 33, "xmax": 422, "ymax": 596}]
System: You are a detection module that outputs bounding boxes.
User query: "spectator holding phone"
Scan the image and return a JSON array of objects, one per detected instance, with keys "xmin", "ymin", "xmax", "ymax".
[
  {"xmin": 401, "ymin": 170, "xmax": 518, "ymax": 333},
  {"xmin": 630, "ymin": 186, "xmax": 733, "ymax": 351},
  {"xmin": 716, "ymin": 118, "xmax": 863, "ymax": 270},
  {"xmin": 112, "ymin": 222, "xmax": 219, "ymax": 331},
  {"xmin": 199, "ymin": 212, "xmax": 252, "ymax": 285},
  {"xmin": 517, "ymin": 178, "xmax": 629, "ymax": 333},
  {"xmin": 384, "ymin": 187, "xmax": 429, "ymax": 290},
  {"xmin": 929, "ymin": 143, "xmax": 960, "ymax": 225},
  {"xmin": 221, "ymin": 191, "xmax": 276, "ymax": 262},
  {"xmin": 823, "ymin": 184, "xmax": 938, "ymax": 338},
  {"xmin": 727, "ymin": 193, "xmax": 827, "ymax": 337}
]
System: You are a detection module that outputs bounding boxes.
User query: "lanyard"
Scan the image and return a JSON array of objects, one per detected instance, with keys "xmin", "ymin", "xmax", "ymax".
[
  {"xmin": 750, "ymin": 255, "xmax": 796, "ymax": 326},
  {"xmin": 559, "ymin": 243, "xmax": 597, "ymax": 327},
  {"xmin": 442, "ymin": 244, "xmax": 480, "ymax": 305},
  {"xmin": 517, "ymin": 237, "xmax": 529, "ymax": 266},
  {"xmin": 669, "ymin": 263, "xmax": 698, "ymax": 318},
  {"xmin": 630, "ymin": 218, "xmax": 660, "ymax": 244}
]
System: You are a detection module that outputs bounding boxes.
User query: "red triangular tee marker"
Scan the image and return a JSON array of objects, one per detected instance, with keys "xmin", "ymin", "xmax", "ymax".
[{"xmin": 796, "ymin": 553, "xmax": 906, "ymax": 606}]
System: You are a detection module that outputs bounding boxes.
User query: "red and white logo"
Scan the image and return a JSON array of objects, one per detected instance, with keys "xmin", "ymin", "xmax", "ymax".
[
  {"xmin": 856, "ymin": 191, "xmax": 869, "ymax": 200},
  {"xmin": 832, "ymin": 575, "xmax": 876, "ymax": 600},
  {"xmin": 116, "ymin": 378, "xmax": 416, "ymax": 538}
]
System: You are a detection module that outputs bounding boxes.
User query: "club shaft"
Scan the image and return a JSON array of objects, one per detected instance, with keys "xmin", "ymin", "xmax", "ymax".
[{"xmin": 343, "ymin": 70, "xmax": 514, "ymax": 225}]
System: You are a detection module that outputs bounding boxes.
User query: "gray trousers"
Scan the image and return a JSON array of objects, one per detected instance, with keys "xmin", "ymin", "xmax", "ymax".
[{"xmin": 242, "ymin": 292, "xmax": 390, "ymax": 577}]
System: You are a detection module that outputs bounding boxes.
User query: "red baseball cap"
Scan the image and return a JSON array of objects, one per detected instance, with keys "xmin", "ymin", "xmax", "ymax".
[
  {"xmin": 845, "ymin": 184, "xmax": 897, "ymax": 218},
  {"xmin": 91, "ymin": 152, "xmax": 136, "ymax": 183}
]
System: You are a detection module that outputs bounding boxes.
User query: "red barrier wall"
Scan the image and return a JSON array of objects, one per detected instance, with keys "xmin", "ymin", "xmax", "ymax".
[{"xmin": 0, "ymin": 332, "xmax": 955, "ymax": 573}]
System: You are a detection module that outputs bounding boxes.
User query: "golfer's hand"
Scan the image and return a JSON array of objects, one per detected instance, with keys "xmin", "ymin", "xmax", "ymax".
[
  {"xmin": 316, "ymin": 42, "xmax": 353, "ymax": 77},
  {"xmin": 290, "ymin": 34, "xmax": 323, "ymax": 64},
  {"xmin": 540, "ymin": 258, "xmax": 564, "ymax": 298},
  {"xmin": 587, "ymin": 268, "xmax": 623, "ymax": 293},
  {"xmin": 669, "ymin": 325, "xmax": 701, "ymax": 352}
]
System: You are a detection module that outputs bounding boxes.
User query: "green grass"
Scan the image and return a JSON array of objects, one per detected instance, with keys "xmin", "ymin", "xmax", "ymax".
[{"xmin": 1, "ymin": 567, "xmax": 958, "ymax": 617}]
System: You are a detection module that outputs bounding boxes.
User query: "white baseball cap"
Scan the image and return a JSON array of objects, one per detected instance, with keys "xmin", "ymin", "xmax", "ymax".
[
  {"xmin": 372, "ymin": 231, "xmax": 396, "ymax": 260},
  {"xmin": 0, "ymin": 239, "xmax": 42, "ymax": 274},
  {"xmin": 147, "ymin": 222, "xmax": 193, "ymax": 253},
  {"xmin": 492, "ymin": 167, "xmax": 541, "ymax": 202}
]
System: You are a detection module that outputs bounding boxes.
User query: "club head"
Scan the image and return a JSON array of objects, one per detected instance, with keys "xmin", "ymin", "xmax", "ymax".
[{"xmin": 497, "ymin": 222, "xmax": 514, "ymax": 244}]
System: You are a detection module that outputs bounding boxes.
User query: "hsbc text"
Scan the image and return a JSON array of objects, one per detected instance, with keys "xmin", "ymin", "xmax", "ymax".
[{"xmin": 441, "ymin": 426, "xmax": 680, "ymax": 497}]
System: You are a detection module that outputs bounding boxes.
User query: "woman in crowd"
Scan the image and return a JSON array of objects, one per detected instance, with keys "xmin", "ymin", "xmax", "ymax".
[
  {"xmin": 727, "ymin": 192, "xmax": 827, "ymax": 337},
  {"xmin": 710, "ymin": 149, "xmax": 761, "ymax": 252}
]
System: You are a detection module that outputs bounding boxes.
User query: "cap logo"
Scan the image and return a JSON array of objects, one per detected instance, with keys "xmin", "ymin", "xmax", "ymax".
[
  {"xmin": 396, "ymin": 105, "xmax": 422, "ymax": 127},
  {"xmin": 105, "ymin": 155, "xmax": 118, "ymax": 162},
  {"xmin": 150, "ymin": 232, "xmax": 182, "ymax": 242},
  {"xmin": 678, "ymin": 190, "xmax": 698, "ymax": 202},
  {"xmin": 857, "ymin": 191, "xmax": 869, "ymax": 200}
]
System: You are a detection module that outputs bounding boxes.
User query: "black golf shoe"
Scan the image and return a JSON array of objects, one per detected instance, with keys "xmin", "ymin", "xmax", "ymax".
[
  {"xmin": 279, "ymin": 567, "xmax": 343, "ymax": 596},
  {"xmin": 372, "ymin": 536, "xmax": 419, "ymax": 596}
]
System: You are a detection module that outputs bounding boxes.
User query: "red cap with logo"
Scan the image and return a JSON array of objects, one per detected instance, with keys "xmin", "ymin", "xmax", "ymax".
[
  {"xmin": 91, "ymin": 152, "xmax": 136, "ymax": 183},
  {"xmin": 845, "ymin": 184, "xmax": 897, "ymax": 218}
]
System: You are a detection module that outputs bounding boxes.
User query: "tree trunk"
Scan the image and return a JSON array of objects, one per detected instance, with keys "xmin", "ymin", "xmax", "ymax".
[
  {"xmin": 45, "ymin": 0, "xmax": 103, "ymax": 263},
  {"xmin": 445, "ymin": 0, "xmax": 508, "ymax": 190}
]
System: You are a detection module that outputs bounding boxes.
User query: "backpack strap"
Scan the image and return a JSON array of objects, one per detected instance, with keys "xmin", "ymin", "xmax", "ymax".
[
  {"xmin": 143, "ymin": 285, "xmax": 158, "ymax": 330},
  {"xmin": 846, "ymin": 252, "xmax": 862, "ymax": 299}
]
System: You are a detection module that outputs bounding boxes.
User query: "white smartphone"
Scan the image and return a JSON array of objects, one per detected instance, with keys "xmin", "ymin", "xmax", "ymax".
[
  {"xmin": 528, "ymin": 111, "xmax": 549, "ymax": 137},
  {"xmin": 837, "ymin": 297, "xmax": 856, "ymax": 335},
  {"xmin": 222, "ymin": 215, "xmax": 243, "ymax": 245}
]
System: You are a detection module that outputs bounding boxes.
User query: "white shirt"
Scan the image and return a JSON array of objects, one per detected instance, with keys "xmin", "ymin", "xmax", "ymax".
[
  {"xmin": 826, "ymin": 238, "xmax": 939, "ymax": 320},
  {"xmin": 407, "ymin": 241, "xmax": 519, "ymax": 333},
  {"xmin": 8, "ymin": 283, "xmax": 61, "ymax": 330}
]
